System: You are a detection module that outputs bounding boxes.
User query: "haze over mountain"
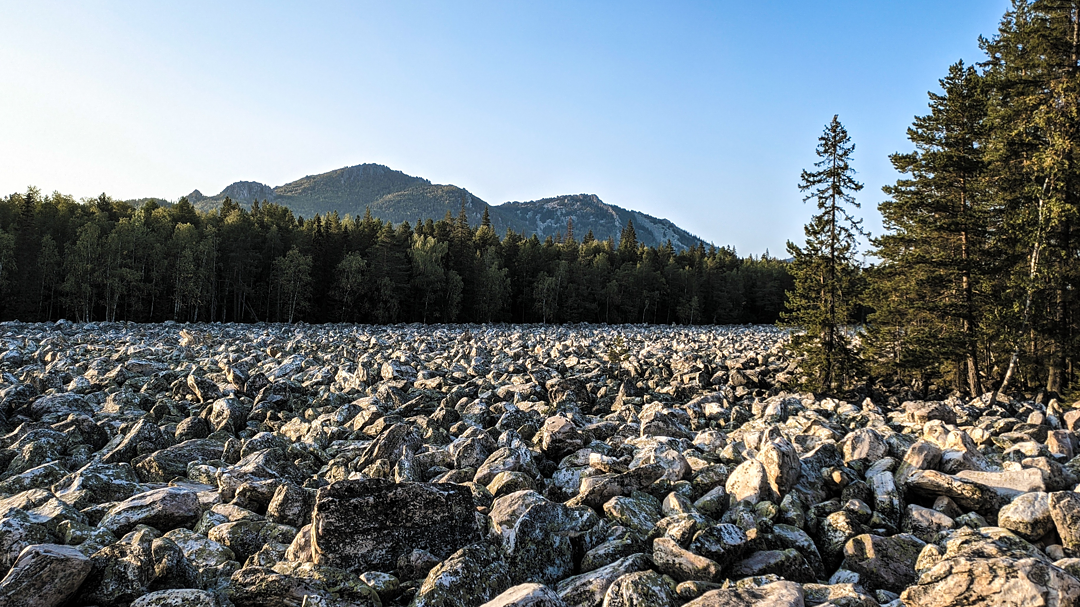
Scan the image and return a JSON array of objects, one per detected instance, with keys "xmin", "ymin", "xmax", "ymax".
[{"xmin": 184, "ymin": 163, "xmax": 708, "ymax": 251}]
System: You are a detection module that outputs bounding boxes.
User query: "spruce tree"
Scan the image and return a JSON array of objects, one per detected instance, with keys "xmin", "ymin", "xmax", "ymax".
[
  {"xmin": 784, "ymin": 115, "xmax": 865, "ymax": 393},
  {"xmin": 867, "ymin": 62, "xmax": 992, "ymax": 397},
  {"xmin": 981, "ymin": 0, "xmax": 1080, "ymax": 399}
]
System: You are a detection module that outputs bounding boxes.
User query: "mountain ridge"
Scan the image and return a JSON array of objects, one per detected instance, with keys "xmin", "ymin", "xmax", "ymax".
[{"xmin": 183, "ymin": 163, "xmax": 708, "ymax": 250}]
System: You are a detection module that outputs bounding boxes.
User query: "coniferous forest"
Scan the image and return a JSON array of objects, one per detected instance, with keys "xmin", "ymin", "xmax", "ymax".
[
  {"xmin": 786, "ymin": 2, "xmax": 1080, "ymax": 399},
  {"xmin": 0, "ymin": 192, "xmax": 792, "ymax": 327},
  {"xmin": 3, "ymin": 1, "xmax": 1079, "ymax": 401}
]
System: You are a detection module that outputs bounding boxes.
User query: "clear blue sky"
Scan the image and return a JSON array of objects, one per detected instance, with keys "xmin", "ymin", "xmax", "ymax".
[{"xmin": 1, "ymin": 0, "xmax": 1011, "ymax": 256}]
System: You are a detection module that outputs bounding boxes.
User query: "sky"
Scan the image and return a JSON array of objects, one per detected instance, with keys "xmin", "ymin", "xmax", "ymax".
[{"xmin": 1, "ymin": 0, "xmax": 1013, "ymax": 256}]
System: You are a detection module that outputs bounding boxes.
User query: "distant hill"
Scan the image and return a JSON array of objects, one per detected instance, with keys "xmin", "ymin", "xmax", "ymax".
[{"xmin": 182, "ymin": 163, "xmax": 708, "ymax": 250}]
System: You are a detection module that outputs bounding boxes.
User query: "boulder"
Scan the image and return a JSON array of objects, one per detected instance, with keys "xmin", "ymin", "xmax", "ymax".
[
  {"xmin": 902, "ymin": 557, "xmax": 1080, "ymax": 607},
  {"xmin": 0, "ymin": 543, "xmax": 92, "ymax": 607},
  {"xmin": 98, "ymin": 487, "xmax": 202, "ymax": 536},
  {"xmin": 311, "ymin": 479, "xmax": 481, "ymax": 573},
  {"xmin": 682, "ymin": 581, "xmax": 804, "ymax": 607}
]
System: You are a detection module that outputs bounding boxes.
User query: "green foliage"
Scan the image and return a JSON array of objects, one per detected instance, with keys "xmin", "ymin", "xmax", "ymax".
[
  {"xmin": 866, "ymin": 62, "xmax": 993, "ymax": 397},
  {"xmin": 784, "ymin": 115, "xmax": 865, "ymax": 394},
  {"xmin": 0, "ymin": 188, "xmax": 791, "ymax": 326},
  {"xmin": 607, "ymin": 335, "xmax": 630, "ymax": 364}
]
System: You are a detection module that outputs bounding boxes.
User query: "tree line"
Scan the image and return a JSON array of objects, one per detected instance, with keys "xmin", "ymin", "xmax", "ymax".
[
  {"xmin": 787, "ymin": 0, "xmax": 1079, "ymax": 400},
  {"xmin": 0, "ymin": 190, "xmax": 792, "ymax": 326}
]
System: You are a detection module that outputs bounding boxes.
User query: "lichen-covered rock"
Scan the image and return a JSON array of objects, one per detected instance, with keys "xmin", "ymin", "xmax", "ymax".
[
  {"xmin": 481, "ymin": 583, "xmax": 569, "ymax": 607},
  {"xmin": 208, "ymin": 520, "xmax": 297, "ymax": 563},
  {"xmin": 77, "ymin": 533, "xmax": 157, "ymax": 606},
  {"xmin": 130, "ymin": 589, "xmax": 226, "ymax": 607},
  {"xmin": 604, "ymin": 495, "xmax": 661, "ymax": 536},
  {"xmin": 311, "ymin": 479, "xmax": 481, "ymax": 574},
  {"xmin": 724, "ymin": 459, "xmax": 776, "ymax": 505},
  {"xmin": 901, "ymin": 556, "xmax": 1080, "ymax": 606},
  {"xmin": 557, "ymin": 554, "xmax": 651, "ymax": 607},
  {"xmin": 998, "ymin": 491, "xmax": 1053, "ymax": 541},
  {"xmin": 0, "ymin": 508, "xmax": 51, "ymax": 570},
  {"xmin": 602, "ymin": 570, "xmax": 676, "ymax": 607},
  {"xmin": 730, "ymin": 548, "xmax": 816, "ymax": 583},
  {"xmin": 411, "ymin": 543, "xmax": 512, "ymax": 607},
  {"xmin": 652, "ymin": 537, "xmax": 722, "ymax": 583},
  {"xmin": 681, "ymin": 580, "xmax": 804, "ymax": 607},
  {"xmin": 688, "ymin": 523, "xmax": 749, "ymax": 566},
  {"xmin": 99, "ymin": 487, "xmax": 202, "ymax": 536},
  {"xmin": 503, "ymin": 496, "xmax": 597, "ymax": 585},
  {"xmin": 842, "ymin": 533, "xmax": 925, "ymax": 593},
  {"xmin": 0, "ymin": 543, "xmax": 92, "ymax": 607},
  {"xmin": 1049, "ymin": 491, "xmax": 1080, "ymax": 555},
  {"xmin": 271, "ymin": 561, "xmax": 382, "ymax": 606},
  {"xmin": 758, "ymin": 436, "xmax": 800, "ymax": 497},
  {"xmin": 228, "ymin": 566, "xmax": 328, "ymax": 607}
]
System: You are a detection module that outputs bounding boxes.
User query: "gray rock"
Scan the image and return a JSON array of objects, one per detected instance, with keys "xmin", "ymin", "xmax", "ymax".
[
  {"xmin": 842, "ymin": 533, "xmax": 925, "ymax": 593},
  {"xmin": 725, "ymin": 459, "xmax": 776, "ymax": 505},
  {"xmin": 412, "ymin": 543, "xmax": 512, "ymax": 607},
  {"xmin": 901, "ymin": 556, "xmax": 1080, "ymax": 607},
  {"xmin": 0, "ymin": 543, "xmax": 92, "ymax": 607},
  {"xmin": 730, "ymin": 549, "xmax": 816, "ymax": 583},
  {"xmin": 652, "ymin": 537, "xmax": 722, "ymax": 582},
  {"xmin": 311, "ymin": 479, "xmax": 481, "ymax": 574},
  {"xmin": 759, "ymin": 436, "xmax": 801, "ymax": 497},
  {"xmin": 99, "ymin": 487, "xmax": 202, "ymax": 536},
  {"xmin": 130, "ymin": 589, "xmax": 225, "ymax": 607},
  {"xmin": 482, "ymin": 583, "xmax": 569, "ymax": 607},
  {"xmin": 557, "ymin": 553, "xmax": 651, "ymax": 607},
  {"xmin": 1049, "ymin": 491, "xmax": 1080, "ymax": 555},
  {"xmin": 681, "ymin": 581, "xmax": 804, "ymax": 607},
  {"xmin": 602, "ymin": 570, "xmax": 676, "ymax": 607},
  {"xmin": 999, "ymin": 491, "xmax": 1053, "ymax": 541},
  {"xmin": 0, "ymin": 508, "xmax": 51, "ymax": 570}
]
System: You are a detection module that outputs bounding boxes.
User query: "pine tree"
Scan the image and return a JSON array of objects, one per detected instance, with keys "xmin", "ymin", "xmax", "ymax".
[
  {"xmin": 784, "ymin": 115, "xmax": 866, "ymax": 393},
  {"xmin": 981, "ymin": 0, "xmax": 1080, "ymax": 399},
  {"xmin": 867, "ymin": 62, "xmax": 992, "ymax": 397},
  {"xmin": 619, "ymin": 219, "xmax": 638, "ymax": 255}
]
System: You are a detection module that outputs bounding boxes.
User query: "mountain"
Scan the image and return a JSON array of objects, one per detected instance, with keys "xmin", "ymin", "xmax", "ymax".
[
  {"xmin": 494, "ymin": 194, "xmax": 704, "ymax": 251},
  {"xmin": 183, "ymin": 163, "xmax": 708, "ymax": 250}
]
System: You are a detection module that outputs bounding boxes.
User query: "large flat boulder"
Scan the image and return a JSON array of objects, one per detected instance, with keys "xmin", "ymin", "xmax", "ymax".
[{"xmin": 311, "ymin": 479, "xmax": 482, "ymax": 573}]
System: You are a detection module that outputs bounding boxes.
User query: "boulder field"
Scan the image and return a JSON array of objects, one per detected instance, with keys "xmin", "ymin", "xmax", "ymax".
[{"xmin": 0, "ymin": 320, "xmax": 1076, "ymax": 607}]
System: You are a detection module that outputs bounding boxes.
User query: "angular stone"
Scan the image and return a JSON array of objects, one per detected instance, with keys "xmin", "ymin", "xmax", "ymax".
[
  {"xmin": 1050, "ymin": 491, "xmax": 1080, "ymax": 555},
  {"xmin": 99, "ymin": 487, "xmax": 202, "ymax": 536},
  {"xmin": 730, "ymin": 549, "xmax": 815, "ymax": 583},
  {"xmin": 412, "ymin": 543, "xmax": 512, "ymax": 607},
  {"xmin": 725, "ymin": 459, "xmax": 775, "ymax": 505},
  {"xmin": 482, "ymin": 583, "xmax": 569, "ymax": 607},
  {"xmin": 131, "ymin": 589, "xmax": 225, "ymax": 607},
  {"xmin": 556, "ymin": 553, "xmax": 651, "ymax": 607},
  {"xmin": 603, "ymin": 495, "xmax": 661, "ymax": 536},
  {"xmin": 681, "ymin": 581, "xmax": 804, "ymax": 607},
  {"xmin": 901, "ymin": 556, "xmax": 1080, "ymax": 607},
  {"xmin": 906, "ymin": 469, "xmax": 1008, "ymax": 517},
  {"xmin": 652, "ymin": 537, "xmax": 722, "ymax": 583},
  {"xmin": 311, "ymin": 479, "xmax": 481, "ymax": 574},
  {"xmin": 902, "ymin": 505, "xmax": 954, "ymax": 543},
  {"xmin": 688, "ymin": 523, "xmax": 749, "ymax": 565},
  {"xmin": 602, "ymin": 570, "xmax": 676, "ymax": 607},
  {"xmin": 953, "ymin": 468, "xmax": 1045, "ymax": 501},
  {"xmin": 227, "ymin": 566, "xmax": 326, "ymax": 607},
  {"xmin": 758, "ymin": 436, "xmax": 800, "ymax": 497},
  {"xmin": 999, "ymin": 491, "xmax": 1054, "ymax": 541},
  {"xmin": 0, "ymin": 543, "xmax": 92, "ymax": 607},
  {"xmin": 842, "ymin": 533, "xmax": 925, "ymax": 593}
]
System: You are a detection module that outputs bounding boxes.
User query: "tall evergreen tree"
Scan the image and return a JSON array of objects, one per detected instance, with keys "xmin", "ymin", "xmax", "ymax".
[
  {"xmin": 867, "ymin": 62, "xmax": 992, "ymax": 397},
  {"xmin": 981, "ymin": 0, "xmax": 1080, "ymax": 399},
  {"xmin": 784, "ymin": 115, "xmax": 866, "ymax": 393}
]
